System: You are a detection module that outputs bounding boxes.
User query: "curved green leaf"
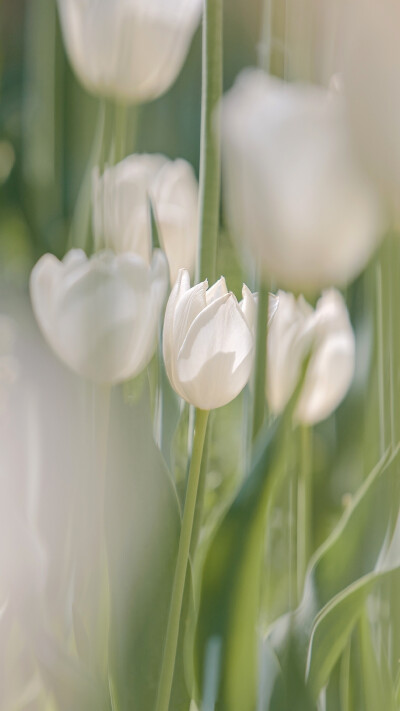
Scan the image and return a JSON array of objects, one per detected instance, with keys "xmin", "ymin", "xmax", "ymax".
[{"xmin": 265, "ymin": 445, "xmax": 400, "ymax": 709}]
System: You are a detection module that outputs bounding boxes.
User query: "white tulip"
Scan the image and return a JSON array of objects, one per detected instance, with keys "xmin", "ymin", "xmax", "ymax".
[
  {"xmin": 57, "ymin": 0, "xmax": 202, "ymax": 103},
  {"xmin": 30, "ymin": 248, "xmax": 168, "ymax": 384},
  {"xmin": 342, "ymin": 0, "xmax": 400, "ymax": 219},
  {"xmin": 267, "ymin": 289, "xmax": 355, "ymax": 424},
  {"xmin": 92, "ymin": 154, "xmax": 199, "ymax": 283},
  {"xmin": 221, "ymin": 69, "xmax": 383, "ymax": 292},
  {"xmin": 163, "ymin": 270, "xmax": 256, "ymax": 410}
]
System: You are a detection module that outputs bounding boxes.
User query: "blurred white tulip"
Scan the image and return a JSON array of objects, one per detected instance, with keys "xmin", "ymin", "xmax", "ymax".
[
  {"xmin": 30, "ymin": 248, "xmax": 168, "ymax": 384},
  {"xmin": 57, "ymin": 0, "xmax": 202, "ymax": 102},
  {"xmin": 93, "ymin": 154, "xmax": 199, "ymax": 284},
  {"xmin": 221, "ymin": 69, "xmax": 383, "ymax": 292},
  {"xmin": 342, "ymin": 0, "xmax": 400, "ymax": 219},
  {"xmin": 163, "ymin": 270, "xmax": 256, "ymax": 410},
  {"xmin": 267, "ymin": 289, "xmax": 355, "ymax": 424}
]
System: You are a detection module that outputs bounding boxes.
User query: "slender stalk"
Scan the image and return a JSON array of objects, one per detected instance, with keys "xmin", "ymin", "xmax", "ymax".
[
  {"xmin": 98, "ymin": 100, "xmax": 114, "ymax": 172},
  {"xmin": 189, "ymin": 413, "xmax": 211, "ymax": 560},
  {"xmin": 196, "ymin": 0, "xmax": 223, "ymax": 284},
  {"xmin": 113, "ymin": 102, "xmax": 128, "ymax": 165},
  {"xmin": 156, "ymin": 409, "xmax": 210, "ymax": 711},
  {"xmin": 258, "ymin": 0, "xmax": 273, "ymax": 72},
  {"xmin": 297, "ymin": 424, "xmax": 312, "ymax": 600},
  {"xmin": 252, "ymin": 282, "xmax": 269, "ymax": 441},
  {"xmin": 68, "ymin": 99, "xmax": 113, "ymax": 251},
  {"xmin": 376, "ymin": 262, "xmax": 386, "ymax": 456}
]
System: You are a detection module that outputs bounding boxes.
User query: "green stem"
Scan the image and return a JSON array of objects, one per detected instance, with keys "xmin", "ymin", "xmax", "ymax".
[
  {"xmin": 113, "ymin": 102, "xmax": 128, "ymax": 165},
  {"xmin": 297, "ymin": 424, "xmax": 312, "ymax": 600},
  {"xmin": 376, "ymin": 262, "xmax": 386, "ymax": 457},
  {"xmin": 258, "ymin": 0, "xmax": 273, "ymax": 72},
  {"xmin": 68, "ymin": 99, "xmax": 113, "ymax": 251},
  {"xmin": 189, "ymin": 415, "xmax": 211, "ymax": 561},
  {"xmin": 196, "ymin": 0, "xmax": 223, "ymax": 284},
  {"xmin": 252, "ymin": 282, "xmax": 269, "ymax": 441},
  {"xmin": 156, "ymin": 409, "xmax": 209, "ymax": 711},
  {"xmin": 98, "ymin": 100, "xmax": 114, "ymax": 172}
]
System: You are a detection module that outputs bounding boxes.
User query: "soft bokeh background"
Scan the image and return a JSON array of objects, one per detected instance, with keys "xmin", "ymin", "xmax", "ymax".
[
  {"xmin": 1, "ymin": 2, "xmax": 396, "ymax": 709},
  {"xmin": 0, "ymin": 0, "xmax": 381, "ymax": 620}
]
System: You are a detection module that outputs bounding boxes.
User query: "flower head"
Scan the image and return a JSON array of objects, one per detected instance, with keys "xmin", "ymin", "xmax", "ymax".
[
  {"xmin": 267, "ymin": 289, "xmax": 355, "ymax": 424},
  {"xmin": 30, "ymin": 248, "xmax": 168, "ymax": 384},
  {"xmin": 57, "ymin": 0, "xmax": 202, "ymax": 102},
  {"xmin": 221, "ymin": 69, "xmax": 383, "ymax": 292},
  {"xmin": 163, "ymin": 270, "xmax": 256, "ymax": 410}
]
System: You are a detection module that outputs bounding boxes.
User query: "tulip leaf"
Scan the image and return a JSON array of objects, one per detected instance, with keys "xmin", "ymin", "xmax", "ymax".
[
  {"xmin": 264, "ymin": 445, "xmax": 400, "ymax": 709},
  {"xmin": 105, "ymin": 385, "xmax": 192, "ymax": 711},
  {"xmin": 355, "ymin": 609, "xmax": 397, "ymax": 711},
  {"xmin": 194, "ymin": 411, "xmax": 290, "ymax": 711}
]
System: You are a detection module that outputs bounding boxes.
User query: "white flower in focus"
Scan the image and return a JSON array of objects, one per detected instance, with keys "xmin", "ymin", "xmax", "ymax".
[
  {"xmin": 163, "ymin": 270, "xmax": 256, "ymax": 410},
  {"xmin": 221, "ymin": 69, "xmax": 383, "ymax": 292},
  {"xmin": 267, "ymin": 289, "xmax": 355, "ymax": 424},
  {"xmin": 57, "ymin": 0, "xmax": 202, "ymax": 102},
  {"xmin": 342, "ymin": 0, "xmax": 400, "ymax": 218},
  {"xmin": 93, "ymin": 154, "xmax": 199, "ymax": 283},
  {"xmin": 30, "ymin": 249, "xmax": 168, "ymax": 384}
]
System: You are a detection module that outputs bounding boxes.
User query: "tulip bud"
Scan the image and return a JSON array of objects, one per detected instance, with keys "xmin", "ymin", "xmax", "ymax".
[
  {"xmin": 57, "ymin": 0, "xmax": 202, "ymax": 103},
  {"xmin": 92, "ymin": 154, "xmax": 199, "ymax": 284},
  {"xmin": 221, "ymin": 69, "xmax": 384, "ymax": 292},
  {"xmin": 163, "ymin": 270, "xmax": 256, "ymax": 410},
  {"xmin": 267, "ymin": 289, "xmax": 355, "ymax": 424},
  {"xmin": 30, "ymin": 249, "xmax": 168, "ymax": 384}
]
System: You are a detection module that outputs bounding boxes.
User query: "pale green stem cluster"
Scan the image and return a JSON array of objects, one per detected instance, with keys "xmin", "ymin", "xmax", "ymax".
[
  {"xmin": 156, "ymin": 409, "xmax": 210, "ymax": 711},
  {"xmin": 297, "ymin": 424, "xmax": 312, "ymax": 600}
]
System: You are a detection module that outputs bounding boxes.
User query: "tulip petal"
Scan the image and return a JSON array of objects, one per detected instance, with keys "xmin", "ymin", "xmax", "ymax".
[
  {"xmin": 239, "ymin": 284, "xmax": 257, "ymax": 333},
  {"xmin": 163, "ymin": 269, "xmax": 193, "ymax": 399},
  {"xmin": 267, "ymin": 291, "xmax": 312, "ymax": 414},
  {"xmin": 296, "ymin": 290, "xmax": 355, "ymax": 424},
  {"xmin": 30, "ymin": 254, "xmax": 65, "ymax": 358},
  {"xmin": 177, "ymin": 293, "xmax": 254, "ymax": 409},
  {"xmin": 205, "ymin": 277, "xmax": 228, "ymax": 304},
  {"xmin": 297, "ymin": 330, "xmax": 355, "ymax": 424}
]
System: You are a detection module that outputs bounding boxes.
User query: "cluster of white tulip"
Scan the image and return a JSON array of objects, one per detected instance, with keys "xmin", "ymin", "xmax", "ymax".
[
  {"xmin": 29, "ymin": 0, "xmax": 380, "ymax": 426},
  {"xmin": 92, "ymin": 154, "xmax": 199, "ymax": 284}
]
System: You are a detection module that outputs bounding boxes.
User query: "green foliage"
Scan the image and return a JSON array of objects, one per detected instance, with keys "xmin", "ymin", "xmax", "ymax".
[
  {"xmin": 265, "ymin": 445, "xmax": 400, "ymax": 709},
  {"xmin": 105, "ymin": 385, "xmax": 191, "ymax": 711},
  {"xmin": 194, "ymin": 411, "xmax": 290, "ymax": 711}
]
